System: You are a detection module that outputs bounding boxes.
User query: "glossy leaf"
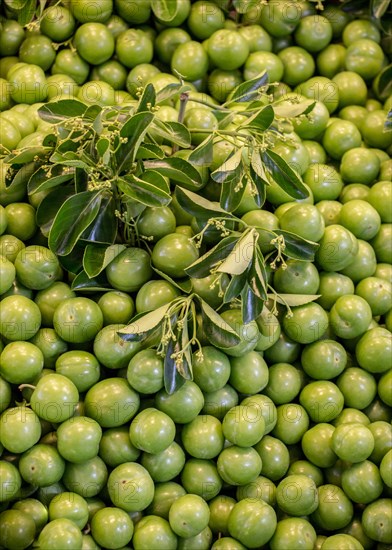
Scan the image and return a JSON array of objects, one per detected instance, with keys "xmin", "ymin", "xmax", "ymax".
[
  {"xmin": 385, "ymin": 109, "xmax": 392, "ymax": 131},
  {"xmin": 150, "ymin": 119, "xmax": 191, "ymax": 148},
  {"xmin": 71, "ymin": 270, "xmax": 111, "ymax": 292},
  {"xmin": 137, "ymin": 83, "xmax": 156, "ymax": 113},
  {"xmin": 4, "ymin": 0, "xmax": 26, "ymax": 8},
  {"xmin": 211, "ymin": 148, "xmax": 242, "ymax": 184},
  {"xmin": 249, "ymin": 162, "xmax": 267, "ymax": 208},
  {"xmin": 244, "ymin": 105, "xmax": 274, "ymax": 131},
  {"xmin": 151, "ymin": 0, "xmax": 181, "ymax": 21},
  {"xmin": 36, "ymin": 186, "xmax": 75, "ymax": 236},
  {"xmin": 181, "ymin": 316, "xmax": 193, "ymax": 381},
  {"xmin": 48, "ymin": 190, "xmax": 102, "ymax": 255},
  {"xmin": 74, "ymin": 167, "xmax": 88, "ymax": 193},
  {"xmin": 79, "ymin": 193, "xmax": 117, "ymax": 245},
  {"xmin": 341, "ymin": 0, "xmax": 369, "ymax": 12},
  {"xmin": 261, "ymin": 149, "xmax": 309, "ymax": 199},
  {"xmin": 38, "ymin": 99, "xmax": 88, "ymax": 124},
  {"xmin": 175, "ymin": 186, "xmax": 232, "ymax": 221},
  {"xmin": 58, "ymin": 244, "xmax": 84, "ymax": 275},
  {"xmin": 152, "ymin": 266, "xmax": 193, "ymax": 293},
  {"xmin": 371, "ymin": 0, "xmax": 390, "ymax": 17},
  {"xmin": 4, "ymin": 146, "xmax": 53, "ymax": 165},
  {"xmin": 273, "ymin": 98, "xmax": 315, "ymax": 118},
  {"xmin": 28, "ymin": 164, "xmax": 74, "ymax": 195},
  {"xmin": 373, "ymin": 64, "xmax": 392, "ymax": 100},
  {"xmin": 164, "ymin": 338, "xmax": 187, "ymax": 394},
  {"xmin": 96, "ymin": 137, "xmax": 111, "ymax": 165},
  {"xmin": 188, "ymin": 135, "xmax": 214, "ymax": 166},
  {"xmin": 225, "ymin": 71, "xmax": 268, "ymax": 104},
  {"xmin": 248, "ymin": 251, "xmax": 268, "ymax": 302},
  {"xmin": 156, "ymin": 83, "xmax": 185, "ymax": 105},
  {"xmin": 223, "ymin": 269, "xmax": 250, "ymax": 303},
  {"xmin": 185, "ymin": 236, "xmax": 238, "ymax": 278},
  {"xmin": 49, "ymin": 151, "xmax": 91, "ymax": 170},
  {"xmin": 83, "ymin": 244, "xmax": 126, "ymax": 278},
  {"xmin": 118, "ymin": 170, "xmax": 171, "ymax": 207},
  {"xmin": 211, "ymin": 148, "xmax": 245, "ymax": 211},
  {"xmin": 136, "ymin": 142, "xmax": 165, "ymax": 160},
  {"xmin": 217, "ymin": 229, "xmax": 256, "ymax": 275},
  {"xmin": 273, "ymin": 229, "xmax": 319, "ymax": 261},
  {"xmin": 242, "ymin": 284, "xmax": 264, "ymax": 324},
  {"xmin": 200, "ymin": 299, "xmax": 241, "ymax": 349},
  {"xmin": 144, "ymin": 157, "xmax": 202, "ymax": 189},
  {"xmin": 269, "ymin": 293, "xmax": 321, "ymax": 307},
  {"xmin": 17, "ymin": 0, "xmax": 38, "ymax": 26},
  {"xmin": 5, "ymin": 161, "xmax": 38, "ymax": 190},
  {"xmin": 117, "ymin": 111, "xmax": 155, "ymax": 169},
  {"xmin": 118, "ymin": 304, "xmax": 170, "ymax": 341}
]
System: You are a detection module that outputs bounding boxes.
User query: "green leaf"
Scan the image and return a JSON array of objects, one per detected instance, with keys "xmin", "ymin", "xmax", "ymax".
[
  {"xmin": 4, "ymin": 146, "xmax": 53, "ymax": 165},
  {"xmin": 48, "ymin": 191, "xmax": 102, "ymax": 256},
  {"xmin": 74, "ymin": 167, "xmax": 88, "ymax": 193},
  {"xmin": 36, "ymin": 186, "xmax": 75, "ymax": 236},
  {"xmin": 28, "ymin": 165, "xmax": 74, "ymax": 195},
  {"xmin": 79, "ymin": 192, "xmax": 117, "ymax": 245},
  {"xmin": 273, "ymin": 98, "xmax": 315, "ymax": 118},
  {"xmin": 118, "ymin": 304, "xmax": 170, "ymax": 342},
  {"xmin": 151, "ymin": 0, "xmax": 182, "ymax": 21},
  {"xmin": 261, "ymin": 149, "xmax": 309, "ymax": 200},
  {"xmin": 273, "ymin": 229, "xmax": 319, "ymax": 261},
  {"xmin": 152, "ymin": 266, "xmax": 193, "ymax": 293},
  {"xmin": 341, "ymin": 0, "xmax": 369, "ymax": 13},
  {"xmin": 385, "ymin": 109, "xmax": 392, "ymax": 131},
  {"xmin": 83, "ymin": 104, "xmax": 103, "ymax": 121},
  {"xmin": 150, "ymin": 119, "xmax": 191, "ymax": 148},
  {"xmin": 268, "ymin": 293, "xmax": 321, "ymax": 307},
  {"xmin": 211, "ymin": 148, "xmax": 245, "ymax": 212},
  {"xmin": 200, "ymin": 299, "xmax": 241, "ymax": 349},
  {"xmin": 372, "ymin": 0, "xmax": 390, "ymax": 18},
  {"xmin": 57, "ymin": 138, "xmax": 80, "ymax": 154},
  {"xmin": 118, "ymin": 170, "xmax": 171, "ymax": 207},
  {"xmin": 156, "ymin": 83, "xmax": 184, "ymax": 105},
  {"xmin": 144, "ymin": 157, "xmax": 202, "ymax": 190},
  {"xmin": 180, "ymin": 316, "xmax": 193, "ymax": 381},
  {"xmin": 96, "ymin": 137, "xmax": 111, "ymax": 165},
  {"xmin": 124, "ymin": 198, "xmax": 147, "ymax": 219},
  {"xmin": 116, "ymin": 111, "xmax": 155, "ymax": 169},
  {"xmin": 49, "ymin": 151, "xmax": 91, "ymax": 170},
  {"xmin": 4, "ymin": 0, "xmax": 27, "ymax": 8},
  {"xmin": 248, "ymin": 251, "xmax": 268, "ymax": 302},
  {"xmin": 38, "ymin": 99, "xmax": 88, "ymax": 124},
  {"xmin": 83, "ymin": 243, "xmax": 126, "ymax": 278},
  {"xmin": 5, "ymin": 161, "xmax": 38, "ymax": 190},
  {"xmin": 217, "ymin": 229, "xmax": 256, "ymax": 275},
  {"xmin": 136, "ymin": 142, "xmax": 165, "ymax": 160},
  {"xmin": 71, "ymin": 270, "xmax": 111, "ymax": 292},
  {"xmin": 244, "ymin": 105, "xmax": 274, "ymax": 131},
  {"xmin": 137, "ymin": 83, "xmax": 156, "ymax": 113},
  {"xmin": 373, "ymin": 64, "xmax": 392, "ymax": 100},
  {"xmin": 174, "ymin": 186, "xmax": 232, "ymax": 221},
  {"xmin": 58, "ymin": 244, "xmax": 84, "ymax": 275},
  {"xmin": 185, "ymin": 236, "xmax": 238, "ymax": 279},
  {"xmin": 249, "ymin": 162, "xmax": 267, "ymax": 208},
  {"xmin": 225, "ymin": 71, "xmax": 269, "ymax": 104},
  {"xmin": 223, "ymin": 269, "xmax": 250, "ymax": 303},
  {"xmin": 17, "ymin": 0, "xmax": 36, "ymax": 25},
  {"xmin": 188, "ymin": 135, "xmax": 214, "ymax": 166},
  {"xmin": 241, "ymin": 284, "xmax": 264, "ymax": 324},
  {"xmin": 164, "ymin": 338, "xmax": 186, "ymax": 394}
]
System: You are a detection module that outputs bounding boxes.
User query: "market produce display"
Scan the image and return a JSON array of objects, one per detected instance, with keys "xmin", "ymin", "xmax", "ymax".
[{"xmin": 0, "ymin": 0, "xmax": 391, "ymax": 548}]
